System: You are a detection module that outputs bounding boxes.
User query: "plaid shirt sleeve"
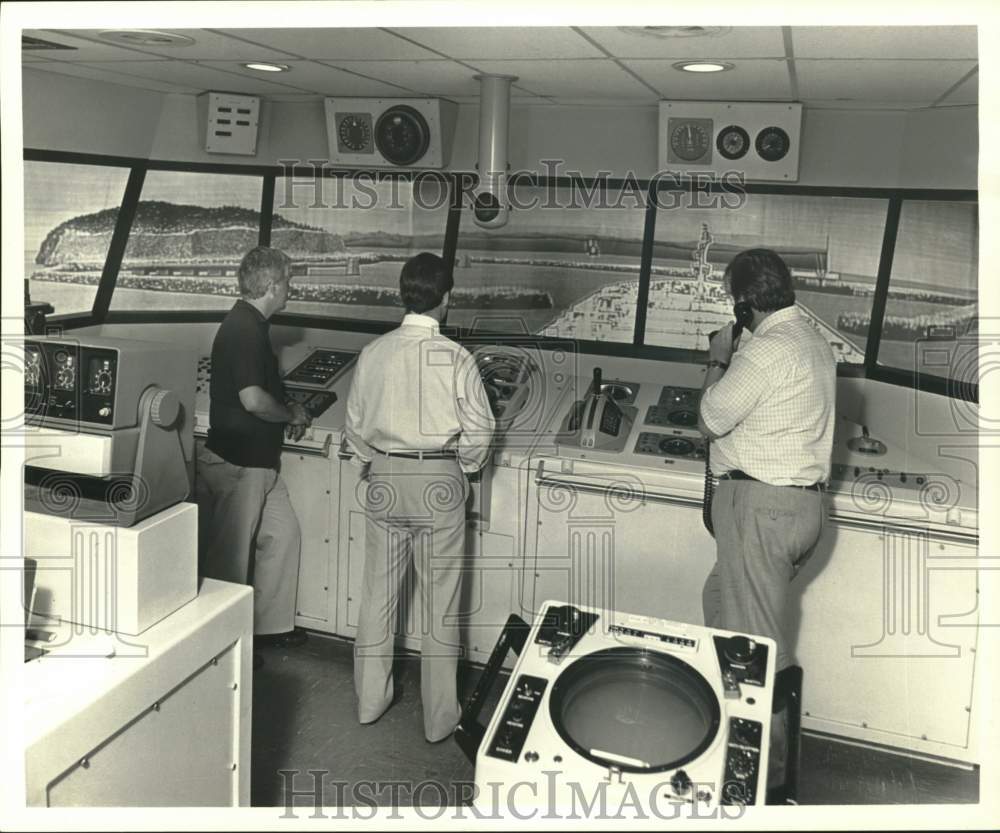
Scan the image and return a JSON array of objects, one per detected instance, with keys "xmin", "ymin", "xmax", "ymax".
[{"xmin": 700, "ymin": 350, "xmax": 772, "ymax": 438}]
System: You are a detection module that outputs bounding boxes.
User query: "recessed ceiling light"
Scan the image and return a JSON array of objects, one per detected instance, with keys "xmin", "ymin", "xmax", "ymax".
[
  {"xmin": 98, "ymin": 30, "xmax": 195, "ymax": 47},
  {"xmin": 673, "ymin": 61, "xmax": 734, "ymax": 73},
  {"xmin": 243, "ymin": 62, "xmax": 290, "ymax": 73},
  {"xmin": 619, "ymin": 26, "xmax": 732, "ymax": 39}
]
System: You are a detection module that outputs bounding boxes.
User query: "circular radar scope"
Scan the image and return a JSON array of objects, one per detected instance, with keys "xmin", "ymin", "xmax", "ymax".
[{"xmin": 375, "ymin": 105, "xmax": 431, "ymax": 166}]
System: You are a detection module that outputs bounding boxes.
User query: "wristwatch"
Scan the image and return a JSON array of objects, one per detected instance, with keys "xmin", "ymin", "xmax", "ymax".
[{"xmin": 706, "ymin": 359, "xmax": 729, "ymax": 371}]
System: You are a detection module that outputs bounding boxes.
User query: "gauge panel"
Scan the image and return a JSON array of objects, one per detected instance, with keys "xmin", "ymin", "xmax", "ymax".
[
  {"xmin": 667, "ymin": 117, "xmax": 713, "ymax": 165},
  {"xmin": 375, "ymin": 105, "xmax": 431, "ymax": 166},
  {"xmin": 336, "ymin": 112, "xmax": 373, "ymax": 154},
  {"xmin": 716, "ymin": 125, "xmax": 750, "ymax": 160},
  {"xmin": 24, "ymin": 342, "xmax": 118, "ymax": 425},
  {"xmin": 755, "ymin": 126, "xmax": 791, "ymax": 162}
]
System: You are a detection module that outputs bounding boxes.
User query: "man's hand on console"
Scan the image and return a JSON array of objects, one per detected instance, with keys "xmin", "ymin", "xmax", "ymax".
[{"xmin": 286, "ymin": 402, "xmax": 312, "ymax": 442}]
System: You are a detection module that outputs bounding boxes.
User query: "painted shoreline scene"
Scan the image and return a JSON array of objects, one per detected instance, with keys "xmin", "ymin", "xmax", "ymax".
[{"xmin": 25, "ymin": 168, "xmax": 978, "ymax": 379}]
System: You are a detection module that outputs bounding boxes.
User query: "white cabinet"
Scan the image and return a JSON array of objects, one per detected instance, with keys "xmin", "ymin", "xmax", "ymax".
[
  {"xmin": 794, "ymin": 517, "xmax": 979, "ymax": 762},
  {"xmin": 523, "ymin": 462, "xmax": 716, "ymax": 627},
  {"xmin": 281, "ymin": 449, "xmax": 338, "ymax": 631}
]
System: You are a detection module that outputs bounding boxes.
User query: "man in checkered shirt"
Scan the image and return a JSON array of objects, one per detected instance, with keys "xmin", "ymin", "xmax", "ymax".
[{"xmin": 698, "ymin": 248, "xmax": 836, "ymax": 670}]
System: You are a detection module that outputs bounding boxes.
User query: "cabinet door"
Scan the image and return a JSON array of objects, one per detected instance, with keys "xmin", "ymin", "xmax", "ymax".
[
  {"xmin": 794, "ymin": 521, "xmax": 978, "ymax": 758},
  {"xmin": 525, "ymin": 476, "xmax": 716, "ymax": 627},
  {"xmin": 280, "ymin": 450, "xmax": 337, "ymax": 630}
]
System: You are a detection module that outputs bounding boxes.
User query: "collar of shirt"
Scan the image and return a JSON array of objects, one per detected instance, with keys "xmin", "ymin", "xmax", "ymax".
[
  {"xmin": 401, "ymin": 312, "xmax": 440, "ymax": 333},
  {"xmin": 752, "ymin": 304, "xmax": 800, "ymax": 338},
  {"xmin": 236, "ymin": 298, "xmax": 269, "ymax": 329}
]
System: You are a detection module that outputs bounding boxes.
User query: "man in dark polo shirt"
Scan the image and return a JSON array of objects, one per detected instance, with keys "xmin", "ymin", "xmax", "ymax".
[{"xmin": 196, "ymin": 246, "xmax": 311, "ymax": 650}]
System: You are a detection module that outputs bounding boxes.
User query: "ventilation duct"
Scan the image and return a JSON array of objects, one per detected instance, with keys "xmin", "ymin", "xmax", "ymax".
[{"xmin": 471, "ymin": 74, "xmax": 517, "ymax": 230}]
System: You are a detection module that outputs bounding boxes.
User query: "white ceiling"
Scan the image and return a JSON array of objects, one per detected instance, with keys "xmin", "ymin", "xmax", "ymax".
[{"xmin": 21, "ymin": 26, "xmax": 978, "ymax": 110}]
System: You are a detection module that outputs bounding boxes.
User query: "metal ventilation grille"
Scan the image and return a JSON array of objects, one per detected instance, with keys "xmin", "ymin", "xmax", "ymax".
[{"xmin": 22, "ymin": 35, "xmax": 78, "ymax": 51}]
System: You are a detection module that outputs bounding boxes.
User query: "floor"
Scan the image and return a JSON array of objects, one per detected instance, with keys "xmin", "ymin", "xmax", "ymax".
[{"xmin": 251, "ymin": 632, "xmax": 979, "ymax": 809}]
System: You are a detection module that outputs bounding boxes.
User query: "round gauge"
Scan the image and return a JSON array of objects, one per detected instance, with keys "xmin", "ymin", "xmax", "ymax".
[
  {"xmin": 338, "ymin": 115, "xmax": 371, "ymax": 152},
  {"xmin": 716, "ymin": 125, "xmax": 750, "ymax": 160},
  {"xmin": 669, "ymin": 121, "xmax": 711, "ymax": 162},
  {"xmin": 659, "ymin": 437, "xmax": 695, "ymax": 457},
  {"xmin": 755, "ymin": 126, "xmax": 791, "ymax": 162},
  {"xmin": 374, "ymin": 105, "xmax": 431, "ymax": 166}
]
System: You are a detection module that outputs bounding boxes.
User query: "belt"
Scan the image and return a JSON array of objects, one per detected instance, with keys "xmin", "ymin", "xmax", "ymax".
[
  {"xmin": 372, "ymin": 447, "xmax": 458, "ymax": 461},
  {"xmin": 717, "ymin": 469, "xmax": 824, "ymax": 491}
]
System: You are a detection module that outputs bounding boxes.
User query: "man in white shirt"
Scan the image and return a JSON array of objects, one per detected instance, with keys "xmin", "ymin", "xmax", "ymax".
[
  {"xmin": 698, "ymin": 248, "xmax": 836, "ymax": 670},
  {"xmin": 344, "ymin": 252, "xmax": 495, "ymax": 742}
]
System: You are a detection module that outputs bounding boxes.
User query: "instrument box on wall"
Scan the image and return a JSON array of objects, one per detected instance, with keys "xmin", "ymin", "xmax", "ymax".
[
  {"xmin": 197, "ymin": 91, "xmax": 262, "ymax": 156},
  {"xmin": 323, "ymin": 97, "xmax": 458, "ymax": 168},
  {"xmin": 658, "ymin": 100, "xmax": 803, "ymax": 182}
]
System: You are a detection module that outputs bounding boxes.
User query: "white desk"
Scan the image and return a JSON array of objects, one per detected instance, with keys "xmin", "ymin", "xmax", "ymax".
[{"xmin": 25, "ymin": 578, "xmax": 253, "ymax": 807}]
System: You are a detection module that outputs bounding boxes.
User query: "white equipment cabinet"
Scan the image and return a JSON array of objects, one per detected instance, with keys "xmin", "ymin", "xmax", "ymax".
[{"xmin": 24, "ymin": 579, "xmax": 253, "ymax": 807}]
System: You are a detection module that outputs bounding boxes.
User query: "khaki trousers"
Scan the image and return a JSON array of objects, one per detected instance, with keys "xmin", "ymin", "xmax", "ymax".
[
  {"xmin": 354, "ymin": 455, "xmax": 469, "ymax": 742},
  {"xmin": 196, "ymin": 445, "xmax": 301, "ymax": 635}
]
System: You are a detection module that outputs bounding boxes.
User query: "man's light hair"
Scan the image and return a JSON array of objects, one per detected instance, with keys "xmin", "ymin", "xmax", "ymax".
[{"xmin": 238, "ymin": 246, "xmax": 292, "ymax": 300}]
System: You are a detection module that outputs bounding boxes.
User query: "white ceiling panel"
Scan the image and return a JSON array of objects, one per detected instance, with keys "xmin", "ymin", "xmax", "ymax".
[
  {"xmin": 59, "ymin": 29, "xmax": 295, "ymax": 61},
  {"xmin": 624, "ymin": 59, "xmax": 793, "ymax": 101},
  {"xmin": 77, "ymin": 61, "xmax": 304, "ymax": 95},
  {"xmin": 394, "ymin": 27, "xmax": 603, "ymax": 60},
  {"xmin": 792, "ymin": 26, "xmax": 977, "ymax": 60},
  {"xmin": 796, "ymin": 59, "xmax": 977, "ymax": 103},
  {"xmin": 935, "ymin": 71, "xmax": 978, "ymax": 105},
  {"xmin": 202, "ymin": 60, "xmax": 412, "ymax": 96},
  {"xmin": 579, "ymin": 27, "xmax": 787, "ymax": 59},
  {"xmin": 27, "ymin": 30, "xmax": 168, "ymax": 61},
  {"xmin": 23, "ymin": 61, "xmax": 199, "ymax": 94},
  {"xmin": 213, "ymin": 28, "xmax": 438, "ymax": 61},
  {"xmin": 469, "ymin": 59, "xmax": 655, "ymax": 99},
  {"xmin": 326, "ymin": 60, "xmax": 483, "ymax": 97}
]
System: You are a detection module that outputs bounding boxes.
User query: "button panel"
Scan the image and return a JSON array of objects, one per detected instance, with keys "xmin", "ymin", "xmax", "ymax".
[
  {"xmin": 487, "ymin": 674, "xmax": 548, "ymax": 762},
  {"xmin": 721, "ymin": 717, "xmax": 763, "ymax": 806}
]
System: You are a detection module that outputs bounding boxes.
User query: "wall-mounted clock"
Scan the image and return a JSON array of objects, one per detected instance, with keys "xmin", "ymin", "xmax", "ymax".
[
  {"xmin": 755, "ymin": 126, "xmax": 791, "ymax": 162},
  {"xmin": 667, "ymin": 117, "xmax": 713, "ymax": 165},
  {"xmin": 716, "ymin": 125, "xmax": 750, "ymax": 160}
]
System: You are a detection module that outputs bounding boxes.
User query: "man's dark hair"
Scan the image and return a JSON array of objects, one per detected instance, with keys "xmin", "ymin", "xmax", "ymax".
[
  {"xmin": 399, "ymin": 252, "xmax": 454, "ymax": 313},
  {"xmin": 724, "ymin": 248, "xmax": 796, "ymax": 312}
]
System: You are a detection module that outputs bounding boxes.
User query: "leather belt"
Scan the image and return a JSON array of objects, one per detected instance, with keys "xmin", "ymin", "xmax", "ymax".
[
  {"xmin": 717, "ymin": 469, "xmax": 824, "ymax": 491},
  {"xmin": 372, "ymin": 447, "xmax": 458, "ymax": 461}
]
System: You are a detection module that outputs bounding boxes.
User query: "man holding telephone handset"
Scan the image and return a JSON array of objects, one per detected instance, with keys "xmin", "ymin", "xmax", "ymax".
[{"xmin": 698, "ymin": 247, "xmax": 835, "ymax": 680}]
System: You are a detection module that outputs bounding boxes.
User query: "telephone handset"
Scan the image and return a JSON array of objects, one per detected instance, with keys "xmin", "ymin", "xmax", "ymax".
[
  {"xmin": 702, "ymin": 301, "xmax": 753, "ymax": 538},
  {"xmin": 731, "ymin": 300, "xmax": 753, "ymax": 341}
]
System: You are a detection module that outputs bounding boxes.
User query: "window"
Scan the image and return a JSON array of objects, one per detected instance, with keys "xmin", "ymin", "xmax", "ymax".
[
  {"xmin": 109, "ymin": 170, "xmax": 264, "ymax": 311},
  {"xmin": 647, "ymin": 191, "xmax": 888, "ymax": 362},
  {"xmin": 879, "ymin": 200, "xmax": 978, "ymax": 388},
  {"xmin": 272, "ymin": 174, "xmax": 450, "ymax": 322},
  {"xmin": 24, "ymin": 161, "xmax": 131, "ymax": 315},
  {"xmin": 453, "ymin": 183, "xmax": 647, "ymax": 340}
]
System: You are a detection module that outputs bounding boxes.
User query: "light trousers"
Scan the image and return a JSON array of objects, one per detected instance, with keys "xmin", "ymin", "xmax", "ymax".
[
  {"xmin": 196, "ymin": 445, "xmax": 301, "ymax": 635},
  {"xmin": 354, "ymin": 455, "xmax": 469, "ymax": 742}
]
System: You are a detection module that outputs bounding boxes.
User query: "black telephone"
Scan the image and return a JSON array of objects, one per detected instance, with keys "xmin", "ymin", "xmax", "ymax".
[{"xmin": 702, "ymin": 301, "xmax": 754, "ymax": 537}]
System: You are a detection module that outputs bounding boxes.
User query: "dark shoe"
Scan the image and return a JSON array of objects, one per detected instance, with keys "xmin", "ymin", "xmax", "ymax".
[
  {"xmin": 256, "ymin": 628, "xmax": 308, "ymax": 649},
  {"xmin": 253, "ymin": 652, "xmax": 265, "ymax": 671}
]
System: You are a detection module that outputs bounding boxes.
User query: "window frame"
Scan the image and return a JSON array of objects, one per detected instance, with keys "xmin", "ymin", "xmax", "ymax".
[{"xmin": 24, "ymin": 148, "xmax": 978, "ymax": 403}]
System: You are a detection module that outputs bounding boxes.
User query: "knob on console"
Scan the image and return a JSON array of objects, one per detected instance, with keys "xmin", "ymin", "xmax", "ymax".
[
  {"xmin": 670, "ymin": 769, "xmax": 691, "ymax": 795},
  {"xmin": 150, "ymin": 388, "xmax": 180, "ymax": 428},
  {"xmin": 724, "ymin": 635, "xmax": 754, "ymax": 664}
]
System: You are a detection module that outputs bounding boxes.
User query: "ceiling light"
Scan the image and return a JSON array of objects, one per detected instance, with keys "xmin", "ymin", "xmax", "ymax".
[
  {"xmin": 243, "ymin": 62, "xmax": 290, "ymax": 73},
  {"xmin": 619, "ymin": 26, "xmax": 732, "ymax": 39},
  {"xmin": 673, "ymin": 61, "xmax": 734, "ymax": 73},
  {"xmin": 98, "ymin": 30, "xmax": 195, "ymax": 47}
]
